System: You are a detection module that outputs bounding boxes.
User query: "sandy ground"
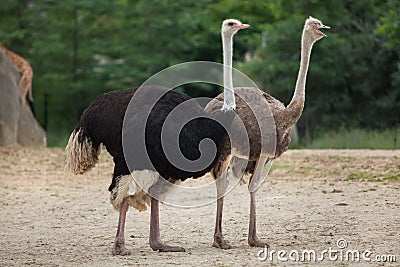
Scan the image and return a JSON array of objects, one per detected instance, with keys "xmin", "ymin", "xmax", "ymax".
[{"xmin": 0, "ymin": 147, "xmax": 399, "ymax": 266}]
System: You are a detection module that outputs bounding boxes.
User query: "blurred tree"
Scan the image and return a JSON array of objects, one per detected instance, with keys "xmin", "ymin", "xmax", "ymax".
[
  {"xmin": 376, "ymin": 0, "xmax": 400, "ymax": 126},
  {"xmin": 239, "ymin": 0, "xmax": 400, "ymax": 140},
  {"xmin": 0, "ymin": 0, "xmax": 399, "ymax": 146},
  {"xmin": 25, "ymin": 1, "xmax": 124, "ymax": 144}
]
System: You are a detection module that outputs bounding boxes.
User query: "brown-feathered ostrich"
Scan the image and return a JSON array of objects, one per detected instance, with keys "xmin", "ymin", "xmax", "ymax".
[
  {"xmin": 65, "ymin": 19, "xmax": 249, "ymax": 255},
  {"xmin": 206, "ymin": 16, "xmax": 330, "ymax": 249}
]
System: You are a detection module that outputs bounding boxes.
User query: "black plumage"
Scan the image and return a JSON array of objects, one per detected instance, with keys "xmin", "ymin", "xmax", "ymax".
[{"xmin": 68, "ymin": 85, "xmax": 233, "ymax": 193}]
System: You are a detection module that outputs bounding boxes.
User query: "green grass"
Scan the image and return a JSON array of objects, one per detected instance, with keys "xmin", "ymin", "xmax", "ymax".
[
  {"xmin": 329, "ymin": 170, "xmax": 341, "ymax": 176},
  {"xmin": 270, "ymin": 164, "xmax": 295, "ymax": 173},
  {"xmin": 300, "ymin": 166, "xmax": 321, "ymax": 172},
  {"xmin": 360, "ymin": 188, "xmax": 377, "ymax": 192},
  {"xmin": 347, "ymin": 172, "xmax": 399, "ymax": 182},
  {"xmin": 302, "ymin": 128, "xmax": 400, "ymax": 149}
]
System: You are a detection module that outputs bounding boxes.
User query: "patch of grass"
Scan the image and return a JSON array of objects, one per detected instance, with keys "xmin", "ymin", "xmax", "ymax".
[
  {"xmin": 328, "ymin": 155, "xmax": 341, "ymax": 161},
  {"xmin": 270, "ymin": 164, "xmax": 295, "ymax": 172},
  {"xmin": 347, "ymin": 172, "xmax": 399, "ymax": 182},
  {"xmin": 322, "ymin": 190, "xmax": 327, "ymax": 194},
  {"xmin": 382, "ymin": 173, "xmax": 400, "ymax": 181},
  {"xmin": 347, "ymin": 173, "xmax": 368, "ymax": 180},
  {"xmin": 329, "ymin": 170, "xmax": 341, "ymax": 176},
  {"xmin": 34, "ymin": 158, "xmax": 48, "ymax": 164},
  {"xmin": 300, "ymin": 166, "xmax": 321, "ymax": 172},
  {"xmin": 360, "ymin": 188, "xmax": 377, "ymax": 192},
  {"xmin": 341, "ymin": 164, "xmax": 350, "ymax": 170},
  {"xmin": 303, "ymin": 127, "xmax": 400, "ymax": 149}
]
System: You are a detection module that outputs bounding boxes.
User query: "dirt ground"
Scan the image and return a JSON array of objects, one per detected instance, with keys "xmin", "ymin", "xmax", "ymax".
[{"xmin": 0, "ymin": 147, "xmax": 399, "ymax": 266}]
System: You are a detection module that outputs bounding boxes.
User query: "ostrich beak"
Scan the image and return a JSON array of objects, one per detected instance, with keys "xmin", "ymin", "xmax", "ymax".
[
  {"xmin": 317, "ymin": 24, "xmax": 330, "ymax": 37},
  {"xmin": 233, "ymin": 23, "xmax": 250, "ymax": 29}
]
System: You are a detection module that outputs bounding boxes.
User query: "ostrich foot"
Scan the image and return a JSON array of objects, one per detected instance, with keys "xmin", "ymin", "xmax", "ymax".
[
  {"xmin": 212, "ymin": 240, "xmax": 232, "ymax": 249},
  {"xmin": 112, "ymin": 240, "xmax": 130, "ymax": 256},
  {"xmin": 212, "ymin": 236, "xmax": 232, "ymax": 249},
  {"xmin": 248, "ymin": 237, "xmax": 269, "ymax": 248},
  {"xmin": 150, "ymin": 241, "xmax": 185, "ymax": 252},
  {"xmin": 149, "ymin": 195, "xmax": 185, "ymax": 252}
]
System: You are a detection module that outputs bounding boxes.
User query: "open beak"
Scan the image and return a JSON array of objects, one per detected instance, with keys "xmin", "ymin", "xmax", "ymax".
[
  {"xmin": 317, "ymin": 24, "xmax": 330, "ymax": 37},
  {"xmin": 233, "ymin": 23, "xmax": 250, "ymax": 29}
]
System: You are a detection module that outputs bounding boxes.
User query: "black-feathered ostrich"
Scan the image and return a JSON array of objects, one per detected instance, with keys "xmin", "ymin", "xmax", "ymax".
[
  {"xmin": 65, "ymin": 19, "xmax": 249, "ymax": 255},
  {"xmin": 206, "ymin": 16, "xmax": 330, "ymax": 249}
]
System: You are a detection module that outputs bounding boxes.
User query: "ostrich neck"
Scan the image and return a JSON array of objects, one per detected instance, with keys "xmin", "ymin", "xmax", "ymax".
[
  {"xmin": 284, "ymin": 32, "xmax": 314, "ymax": 127},
  {"xmin": 221, "ymin": 33, "xmax": 236, "ymax": 111}
]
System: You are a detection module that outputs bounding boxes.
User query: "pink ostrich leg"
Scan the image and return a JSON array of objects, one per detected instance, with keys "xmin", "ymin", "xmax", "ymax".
[
  {"xmin": 112, "ymin": 197, "xmax": 129, "ymax": 255},
  {"xmin": 149, "ymin": 195, "xmax": 185, "ymax": 252}
]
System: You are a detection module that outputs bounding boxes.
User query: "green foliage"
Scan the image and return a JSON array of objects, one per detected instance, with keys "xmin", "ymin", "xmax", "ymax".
[
  {"xmin": 239, "ymin": 0, "xmax": 400, "ymax": 136},
  {"xmin": 347, "ymin": 172, "xmax": 399, "ymax": 182},
  {"xmin": 0, "ymin": 0, "xmax": 399, "ymax": 147},
  {"xmin": 377, "ymin": 0, "xmax": 400, "ymax": 49}
]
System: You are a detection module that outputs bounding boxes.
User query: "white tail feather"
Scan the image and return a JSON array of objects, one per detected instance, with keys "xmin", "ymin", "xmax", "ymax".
[{"xmin": 65, "ymin": 129, "xmax": 100, "ymax": 174}]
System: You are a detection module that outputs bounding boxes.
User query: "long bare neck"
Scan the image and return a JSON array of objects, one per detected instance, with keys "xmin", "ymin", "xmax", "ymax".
[
  {"xmin": 284, "ymin": 30, "xmax": 314, "ymax": 128},
  {"xmin": 221, "ymin": 33, "xmax": 236, "ymax": 111}
]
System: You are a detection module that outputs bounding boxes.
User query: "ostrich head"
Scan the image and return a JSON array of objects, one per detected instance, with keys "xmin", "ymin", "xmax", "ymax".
[
  {"xmin": 221, "ymin": 19, "xmax": 250, "ymax": 36},
  {"xmin": 304, "ymin": 16, "xmax": 330, "ymax": 42}
]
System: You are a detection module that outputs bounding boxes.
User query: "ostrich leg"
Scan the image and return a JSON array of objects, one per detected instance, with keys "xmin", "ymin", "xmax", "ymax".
[
  {"xmin": 212, "ymin": 156, "xmax": 232, "ymax": 249},
  {"xmin": 212, "ymin": 171, "xmax": 231, "ymax": 249},
  {"xmin": 149, "ymin": 180, "xmax": 185, "ymax": 252},
  {"xmin": 112, "ymin": 197, "xmax": 129, "ymax": 255},
  {"xmin": 248, "ymin": 156, "xmax": 270, "ymax": 247}
]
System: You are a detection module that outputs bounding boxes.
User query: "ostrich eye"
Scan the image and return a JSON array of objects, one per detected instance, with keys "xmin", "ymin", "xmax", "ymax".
[{"xmin": 227, "ymin": 22, "xmax": 235, "ymax": 26}]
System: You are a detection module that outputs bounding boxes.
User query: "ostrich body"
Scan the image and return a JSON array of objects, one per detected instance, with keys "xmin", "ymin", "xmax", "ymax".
[
  {"xmin": 206, "ymin": 17, "xmax": 330, "ymax": 249},
  {"xmin": 65, "ymin": 19, "xmax": 249, "ymax": 255}
]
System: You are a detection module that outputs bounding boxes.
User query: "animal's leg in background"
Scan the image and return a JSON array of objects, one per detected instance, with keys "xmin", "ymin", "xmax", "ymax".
[
  {"xmin": 230, "ymin": 157, "xmax": 248, "ymax": 184},
  {"xmin": 212, "ymin": 156, "xmax": 232, "ymax": 249},
  {"xmin": 248, "ymin": 156, "xmax": 270, "ymax": 247},
  {"xmin": 112, "ymin": 197, "xmax": 129, "ymax": 255},
  {"xmin": 19, "ymin": 67, "xmax": 33, "ymax": 104},
  {"xmin": 149, "ymin": 179, "xmax": 185, "ymax": 252}
]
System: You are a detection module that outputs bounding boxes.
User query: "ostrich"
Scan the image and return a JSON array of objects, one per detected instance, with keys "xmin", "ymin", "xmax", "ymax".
[
  {"xmin": 206, "ymin": 16, "xmax": 330, "ymax": 249},
  {"xmin": 65, "ymin": 19, "xmax": 249, "ymax": 255}
]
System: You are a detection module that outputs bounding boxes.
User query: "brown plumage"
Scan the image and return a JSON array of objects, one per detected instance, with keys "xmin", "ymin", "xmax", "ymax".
[
  {"xmin": 209, "ymin": 87, "xmax": 290, "ymax": 162},
  {"xmin": 0, "ymin": 43, "xmax": 33, "ymax": 105},
  {"xmin": 206, "ymin": 16, "xmax": 330, "ymax": 249}
]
